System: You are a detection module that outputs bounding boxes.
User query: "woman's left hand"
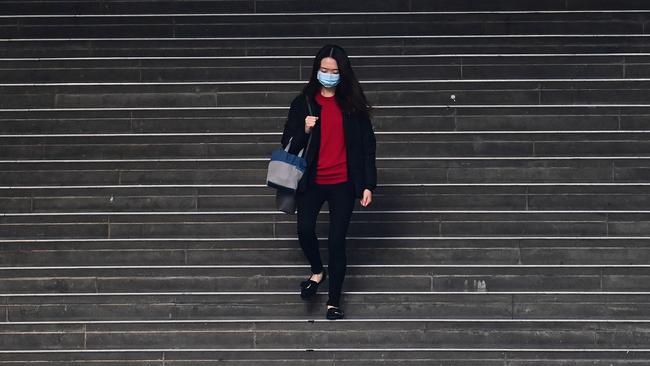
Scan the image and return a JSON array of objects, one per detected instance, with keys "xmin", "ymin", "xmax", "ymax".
[{"xmin": 360, "ymin": 189, "xmax": 372, "ymax": 207}]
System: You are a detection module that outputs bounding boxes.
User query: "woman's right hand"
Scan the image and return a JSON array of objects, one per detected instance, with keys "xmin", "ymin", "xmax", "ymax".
[{"xmin": 305, "ymin": 116, "xmax": 319, "ymax": 133}]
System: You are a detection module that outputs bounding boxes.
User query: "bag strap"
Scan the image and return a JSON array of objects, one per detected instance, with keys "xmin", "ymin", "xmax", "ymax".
[
  {"xmin": 306, "ymin": 94, "xmax": 314, "ymax": 115},
  {"xmin": 300, "ymin": 94, "xmax": 314, "ymax": 157},
  {"xmin": 284, "ymin": 137, "xmax": 293, "ymax": 151}
]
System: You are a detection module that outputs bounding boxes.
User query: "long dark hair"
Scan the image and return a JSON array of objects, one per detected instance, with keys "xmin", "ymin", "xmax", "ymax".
[{"xmin": 302, "ymin": 44, "xmax": 372, "ymax": 119}]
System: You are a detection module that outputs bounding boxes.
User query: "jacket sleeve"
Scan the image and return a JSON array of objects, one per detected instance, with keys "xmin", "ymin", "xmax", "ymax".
[
  {"xmin": 280, "ymin": 96, "xmax": 310, "ymax": 155},
  {"xmin": 360, "ymin": 114, "xmax": 377, "ymax": 192}
]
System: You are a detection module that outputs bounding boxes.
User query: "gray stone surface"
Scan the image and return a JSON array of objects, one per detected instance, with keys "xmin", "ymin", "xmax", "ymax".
[{"xmin": 1, "ymin": 2, "xmax": 649, "ymax": 365}]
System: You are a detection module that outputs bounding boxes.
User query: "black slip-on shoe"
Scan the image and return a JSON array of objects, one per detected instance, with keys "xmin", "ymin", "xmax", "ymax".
[
  {"xmin": 300, "ymin": 269, "xmax": 326, "ymax": 300},
  {"xmin": 326, "ymin": 306, "xmax": 344, "ymax": 320}
]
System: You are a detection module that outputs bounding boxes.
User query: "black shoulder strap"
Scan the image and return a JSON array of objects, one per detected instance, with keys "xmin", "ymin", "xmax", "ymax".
[
  {"xmin": 303, "ymin": 94, "xmax": 314, "ymax": 156},
  {"xmin": 306, "ymin": 94, "xmax": 315, "ymax": 115}
]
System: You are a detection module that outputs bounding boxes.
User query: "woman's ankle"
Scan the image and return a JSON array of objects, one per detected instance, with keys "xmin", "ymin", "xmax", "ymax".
[{"xmin": 309, "ymin": 270, "xmax": 324, "ymax": 282}]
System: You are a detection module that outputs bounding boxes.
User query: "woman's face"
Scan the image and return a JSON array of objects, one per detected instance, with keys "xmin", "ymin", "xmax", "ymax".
[{"xmin": 319, "ymin": 57, "xmax": 339, "ymax": 75}]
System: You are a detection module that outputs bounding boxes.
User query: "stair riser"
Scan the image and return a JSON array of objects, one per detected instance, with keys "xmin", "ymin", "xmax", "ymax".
[
  {"xmin": 3, "ymin": 113, "xmax": 646, "ymax": 134},
  {"xmin": 5, "ymin": 56, "xmax": 648, "ymax": 82},
  {"xmin": 0, "ymin": 219, "xmax": 643, "ymax": 238},
  {"xmin": 1, "ymin": 266, "xmax": 648, "ymax": 292},
  {"xmin": 8, "ymin": 84, "xmax": 650, "ymax": 108},
  {"xmin": 0, "ymin": 18, "xmax": 647, "ymax": 39},
  {"xmin": 0, "ymin": 350, "xmax": 648, "ymax": 366},
  {"xmin": 0, "ymin": 321, "xmax": 648, "ymax": 350},
  {"xmin": 3, "ymin": 247, "xmax": 649, "ymax": 266},
  {"xmin": 4, "ymin": 0, "xmax": 644, "ymax": 15},
  {"xmin": 5, "ymin": 190, "xmax": 650, "ymax": 212},
  {"xmin": 4, "ymin": 294, "xmax": 650, "ymax": 321},
  {"xmin": 1, "ymin": 159, "xmax": 645, "ymax": 185},
  {"xmin": 3, "ymin": 37, "xmax": 650, "ymax": 58},
  {"xmin": 4, "ymin": 140, "xmax": 650, "ymax": 159}
]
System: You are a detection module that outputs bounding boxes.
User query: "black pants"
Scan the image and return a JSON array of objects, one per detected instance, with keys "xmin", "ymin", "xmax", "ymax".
[{"xmin": 296, "ymin": 179, "xmax": 355, "ymax": 307}]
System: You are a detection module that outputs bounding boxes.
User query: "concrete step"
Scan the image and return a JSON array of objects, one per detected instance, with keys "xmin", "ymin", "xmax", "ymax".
[
  {"xmin": 1, "ymin": 12, "xmax": 646, "ymax": 39},
  {"xmin": 7, "ymin": 80, "xmax": 650, "ymax": 108},
  {"xmin": 1, "ymin": 265, "xmax": 649, "ymax": 293},
  {"xmin": 0, "ymin": 158, "xmax": 645, "ymax": 186},
  {"xmin": 0, "ymin": 108, "xmax": 288, "ymax": 134},
  {"xmin": 3, "ymin": 210, "xmax": 650, "ymax": 238},
  {"xmin": 0, "ymin": 349, "xmax": 649, "ymax": 366},
  {"xmin": 2, "ymin": 106, "xmax": 648, "ymax": 134},
  {"xmin": 3, "ymin": 55, "xmax": 646, "ymax": 83},
  {"xmin": 0, "ymin": 0, "xmax": 258, "ymax": 15},
  {"xmin": 3, "ymin": 0, "xmax": 647, "ymax": 15},
  {"xmin": 0, "ymin": 319, "xmax": 648, "ymax": 350},
  {"xmin": 4, "ymin": 292, "xmax": 650, "ymax": 321},
  {"xmin": 4, "ymin": 36, "xmax": 650, "ymax": 58},
  {"xmin": 1, "ymin": 237, "xmax": 649, "ymax": 266},
  {"xmin": 3, "ymin": 185, "xmax": 650, "ymax": 213},
  {"xmin": 2, "ymin": 132, "xmax": 650, "ymax": 160}
]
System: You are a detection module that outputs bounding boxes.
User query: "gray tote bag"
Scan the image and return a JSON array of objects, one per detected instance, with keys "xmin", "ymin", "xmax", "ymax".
[{"xmin": 267, "ymin": 95, "xmax": 315, "ymax": 214}]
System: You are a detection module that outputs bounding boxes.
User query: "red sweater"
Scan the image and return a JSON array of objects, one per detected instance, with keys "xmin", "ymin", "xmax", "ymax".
[{"xmin": 314, "ymin": 92, "xmax": 348, "ymax": 184}]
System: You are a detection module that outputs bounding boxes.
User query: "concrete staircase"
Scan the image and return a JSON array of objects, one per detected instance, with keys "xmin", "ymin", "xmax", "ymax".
[{"xmin": 1, "ymin": 1, "xmax": 650, "ymax": 364}]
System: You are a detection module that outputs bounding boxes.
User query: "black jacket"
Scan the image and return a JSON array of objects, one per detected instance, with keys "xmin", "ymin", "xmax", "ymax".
[{"xmin": 280, "ymin": 93, "xmax": 377, "ymax": 199}]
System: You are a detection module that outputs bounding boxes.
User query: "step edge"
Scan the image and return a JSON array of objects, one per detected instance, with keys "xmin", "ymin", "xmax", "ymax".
[
  {"xmin": 4, "ymin": 9, "xmax": 650, "ymax": 18},
  {"xmin": 2, "ymin": 291, "xmax": 649, "ymax": 297},
  {"xmin": 2, "ymin": 264, "xmax": 649, "ymax": 270}
]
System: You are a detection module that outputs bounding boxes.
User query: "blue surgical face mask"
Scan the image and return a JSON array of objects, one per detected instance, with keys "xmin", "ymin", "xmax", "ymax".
[{"xmin": 317, "ymin": 71, "xmax": 340, "ymax": 88}]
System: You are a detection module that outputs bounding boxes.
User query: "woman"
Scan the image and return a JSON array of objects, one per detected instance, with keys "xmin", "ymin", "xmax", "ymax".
[{"xmin": 280, "ymin": 44, "xmax": 377, "ymax": 320}]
